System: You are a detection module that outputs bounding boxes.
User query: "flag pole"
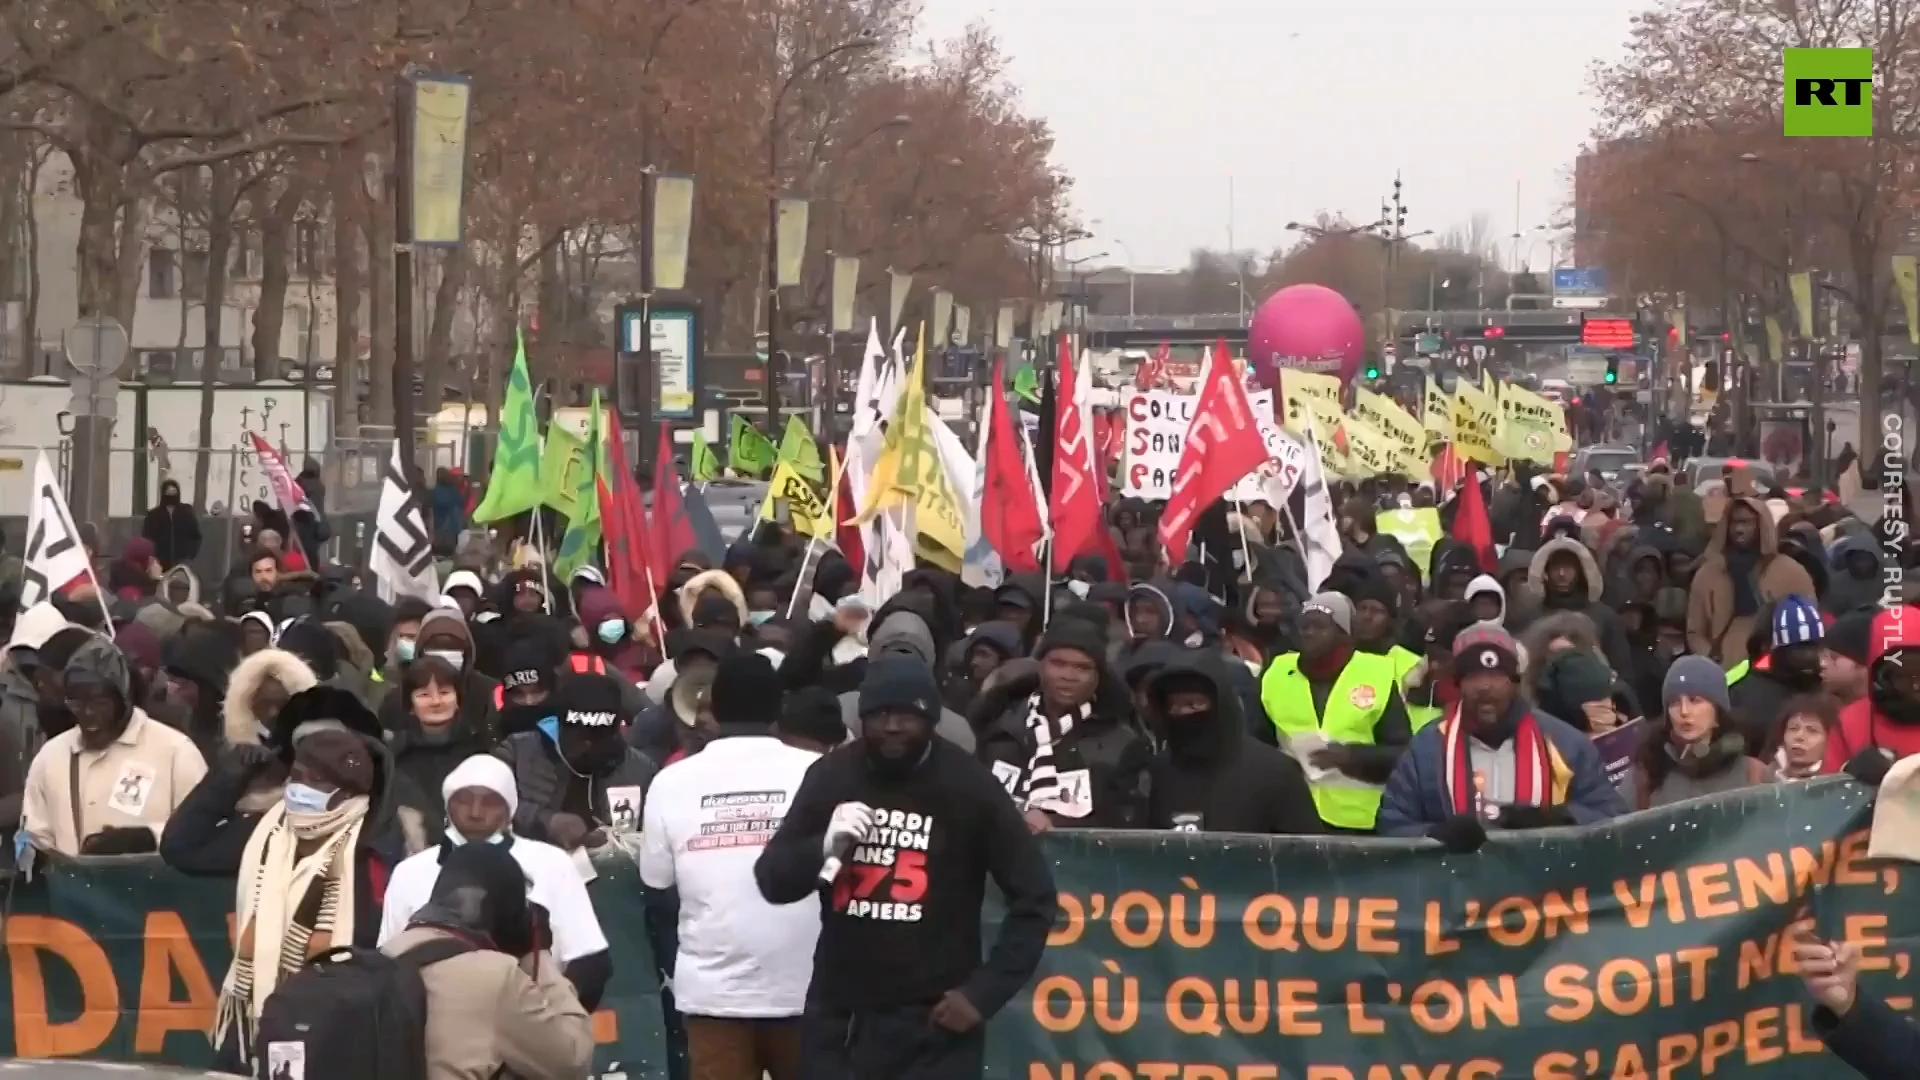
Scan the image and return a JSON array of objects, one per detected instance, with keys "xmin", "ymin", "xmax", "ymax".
[{"xmin": 1040, "ymin": 536, "xmax": 1054, "ymax": 629}]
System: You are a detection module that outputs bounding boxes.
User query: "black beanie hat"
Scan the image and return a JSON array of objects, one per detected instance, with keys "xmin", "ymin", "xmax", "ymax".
[
  {"xmin": 500, "ymin": 636, "xmax": 558, "ymax": 696},
  {"xmin": 709, "ymin": 651, "xmax": 781, "ymax": 727},
  {"xmin": 856, "ymin": 655, "xmax": 942, "ymax": 724},
  {"xmin": 1827, "ymin": 608, "xmax": 1875, "ymax": 665},
  {"xmin": 556, "ymin": 672, "xmax": 627, "ymax": 729},
  {"xmin": 1036, "ymin": 618, "xmax": 1108, "ymax": 666}
]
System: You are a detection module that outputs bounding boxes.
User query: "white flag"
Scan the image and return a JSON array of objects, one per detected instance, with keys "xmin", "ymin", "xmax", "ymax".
[
  {"xmin": 370, "ymin": 440, "xmax": 439, "ymax": 604},
  {"xmin": 1296, "ymin": 413, "xmax": 1346, "ymax": 594},
  {"xmin": 21, "ymin": 453, "xmax": 92, "ymax": 611}
]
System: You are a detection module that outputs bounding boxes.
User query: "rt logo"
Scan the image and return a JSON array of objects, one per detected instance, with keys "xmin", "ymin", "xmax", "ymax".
[{"xmin": 1784, "ymin": 48, "xmax": 1873, "ymax": 136}]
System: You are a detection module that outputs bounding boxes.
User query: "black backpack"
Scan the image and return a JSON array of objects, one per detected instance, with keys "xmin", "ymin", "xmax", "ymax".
[{"xmin": 252, "ymin": 937, "xmax": 475, "ymax": 1080}]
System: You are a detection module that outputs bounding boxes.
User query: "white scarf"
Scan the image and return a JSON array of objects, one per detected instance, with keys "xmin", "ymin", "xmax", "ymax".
[
  {"xmin": 213, "ymin": 796, "xmax": 368, "ymax": 1061},
  {"xmin": 1021, "ymin": 695, "xmax": 1094, "ymax": 815}
]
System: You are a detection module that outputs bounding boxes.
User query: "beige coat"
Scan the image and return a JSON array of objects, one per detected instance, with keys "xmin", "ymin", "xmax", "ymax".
[
  {"xmin": 1686, "ymin": 495, "xmax": 1818, "ymax": 667},
  {"xmin": 385, "ymin": 926, "xmax": 595, "ymax": 1080},
  {"xmin": 22, "ymin": 707, "xmax": 207, "ymax": 856}
]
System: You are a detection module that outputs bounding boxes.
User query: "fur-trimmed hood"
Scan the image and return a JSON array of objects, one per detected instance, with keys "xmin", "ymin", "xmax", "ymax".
[
  {"xmin": 678, "ymin": 568, "xmax": 748, "ymax": 626},
  {"xmin": 1527, "ymin": 537, "xmax": 1604, "ymax": 602},
  {"xmin": 221, "ymin": 647, "xmax": 319, "ymax": 746}
]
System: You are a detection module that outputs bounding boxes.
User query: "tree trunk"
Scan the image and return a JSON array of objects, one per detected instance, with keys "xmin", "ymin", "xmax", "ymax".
[
  {"xmin": 331, "ymin": 151, "xmax": 363, "ymax": 440},
  {"xmin": 252, "ymin": 180, "xmax": 303, "ymax": 380},
  {"xmin": 423, "ymin": 247, "xmax": 464, "ymax": 410},
  {"xmin": 364, "ymin": 167, "xmax": 396, "ymax": 427},
  {"xmin": 112, "ymin": 197, "xmax": 146, "ymax": 335},
  {"xmin": 70, "ymin": 151, "xmax": 123, "ymax": 318},
  {"xmin": 192, "ymin": 164, "xmax": 235, "ymax": 507}
]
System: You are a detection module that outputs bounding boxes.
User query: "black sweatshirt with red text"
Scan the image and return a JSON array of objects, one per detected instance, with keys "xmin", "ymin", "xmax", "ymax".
[{"xmin": 754, "ymin": 739, "xmax": 1057, "ymax": 1015}]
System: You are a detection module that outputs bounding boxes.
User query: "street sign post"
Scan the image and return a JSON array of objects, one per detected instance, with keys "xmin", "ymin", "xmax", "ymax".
[{"xmin": 60, "ymin": 315, "xmax": 129, "ymax": 529}]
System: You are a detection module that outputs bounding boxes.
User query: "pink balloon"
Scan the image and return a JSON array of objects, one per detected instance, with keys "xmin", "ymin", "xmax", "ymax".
[{"xmin": 1245, "ymin": 284, "xmax": 1366, "ymax": 389}]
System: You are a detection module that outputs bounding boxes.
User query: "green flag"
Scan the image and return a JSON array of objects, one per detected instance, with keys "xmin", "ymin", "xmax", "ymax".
[
  {"xmin": 471, "ymin": 329, "xmax": 544, "ymax": 523},
  {"xmin": 777, "ymin": 415, "xmax": 825, "ymax": 484},
  {"xmin": 689, "ymin": 430, "xmax": 721, "ymax": 482},
  {"xmin": 538, "ymin": 424, "xmax": 590, "ymax": 517},
  {"xmin": 728, "ymin": 415, "xmax": 776, "ymax": 478},
  {"xmin": 1011, "ymin": 363, "xmax": 1040, "ymax": 403},
  {"xmin": 553, "ymin": 390, "xmax": 605, "ymax": 579}
]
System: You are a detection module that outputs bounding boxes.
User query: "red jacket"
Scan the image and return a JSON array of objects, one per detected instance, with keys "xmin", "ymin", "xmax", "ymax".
[{"xmin": 1824, "ymin": 605, "xmax": 1920, "ymax": 771}]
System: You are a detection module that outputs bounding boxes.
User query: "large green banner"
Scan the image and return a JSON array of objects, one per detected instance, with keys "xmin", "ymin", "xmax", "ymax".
[
  {"xmin": 992, "ymin": 780, "xmax": 1916, "ymax": 1079},
  {"xmin": 0, "ymin": 780, "xmax": 1910, "ymax": 1078}
]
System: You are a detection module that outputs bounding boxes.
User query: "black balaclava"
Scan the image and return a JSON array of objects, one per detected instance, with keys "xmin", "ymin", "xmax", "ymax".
[{"xmin": 1147, "ymin": 668, "xmax": 1228, "ymax": 763}]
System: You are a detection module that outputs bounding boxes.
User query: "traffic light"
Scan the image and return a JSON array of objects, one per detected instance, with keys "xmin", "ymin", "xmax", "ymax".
[
  {"xmin": 1604, "ymin": 356, "xmax": 1620, "ymax": 384},
  {"xmin": 1365, "ymin": 362, "xmax": 1381, "ymax": 380}
]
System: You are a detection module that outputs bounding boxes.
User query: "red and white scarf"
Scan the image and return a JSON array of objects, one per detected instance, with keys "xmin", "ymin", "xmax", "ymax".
[{"xmin": 1443, "ymin": 706, "xmax": 1553, "ymax": 814}]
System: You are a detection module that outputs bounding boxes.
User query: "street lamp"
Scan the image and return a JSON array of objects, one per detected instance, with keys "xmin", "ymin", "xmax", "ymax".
[{"xmin": 765, "ymin": 29, "xmax": 880, "ymax": 432}]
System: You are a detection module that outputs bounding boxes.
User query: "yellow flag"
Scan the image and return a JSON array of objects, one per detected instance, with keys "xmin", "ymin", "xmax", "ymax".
[
  {"xmin": 855, "ymin": 326, "xmax": 964, "ymax": 570},
  {"xmin": 1422, "ymin": 378, "xmax": 1455, "ymax": 445},
  {"xmin": 1353, "ymin": 389, "xmax": 1425, "ymax": 474},
  {"xmin": 1280, "ymin": 369, "xmax": 1344, "ymax": 438},
  {"xmin": 1452, "ymin": 382, "xmax": 1504, "ymax": 465},
  {"xmin": 1497, "ymin": 383, "xmax": 1568, "ymax": 465},
  {"xmin": 1340, "ymin": 416, "xmax": 1400, "ymax": 478},
  {"xmin": 759, "ymin": 461, "xmax": 834, "ymax": 541}
]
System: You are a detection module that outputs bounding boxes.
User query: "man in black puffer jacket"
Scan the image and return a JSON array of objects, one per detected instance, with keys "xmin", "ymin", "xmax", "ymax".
[{"xmin": 1143, "ymin": 653, "xmax": 1322, "ymax": 835}]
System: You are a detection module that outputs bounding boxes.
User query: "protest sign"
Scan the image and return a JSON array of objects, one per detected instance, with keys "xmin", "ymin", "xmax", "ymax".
[
  {"xmin": 1122, "ymin": 390, "xmax": 1195, "ymax": 498},
  {"xmin": 0, "ymin": 783, "xmax": 1908, "ymax": 1080},
  {"xmin": 1594, "ymin": 718, "xmax": 1650, "ymax": 789}
]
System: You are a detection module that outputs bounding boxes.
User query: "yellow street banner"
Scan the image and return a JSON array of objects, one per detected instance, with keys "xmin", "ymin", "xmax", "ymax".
[
  {"xmin": 1452, "ymin": 381, "xmax": 1504, "ymax": 465},
  {"xmin": 759, "ymin": 461, "xmax": 833, "ymax": 540},
  {"xmin": 1338, "ymin": 415, "xmax": 1400, "ymax": 478},
  {"xmin": 1280, "ymin": 369, "xmax": 1344, "ymax": 438},
  {"xmin": 1498, "ymin": 383, "xmax": 1572, "ymax": 465},
  {"xmin": 856, "ymin": 326, "xmax": 964, "ymax": 571},
  {"xmin": 1422, "ymin": 377, "xmax": 1455, "ymax": 445},
  {"xmin": 1353, "ymin": 389, "xmax": 1424, "ymax": 474}
]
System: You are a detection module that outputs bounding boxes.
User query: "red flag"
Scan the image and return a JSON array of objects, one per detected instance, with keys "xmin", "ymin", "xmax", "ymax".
[
  {"xmin": 599, "ymin": 409, "xmax": 659, "ymax": 627},
  {"xmin": 832, "ymin": 446, "xmax": 863, "ymax": 571},
  {"xmin": 981, "ymin": 357, "xmax": 1046, "ymax": 573},
  {"xmin": 1047, "ymin": 340, "xmax": 1107, "ymax": 573},
  {"xmin": 1159, "ymin": 342, "xmax": 1272, "ymax": 564},
  {"xmin": 1649, "ymin": 440, "xmax": 1669, "ymax": 464},
  {"xmin": 1430, "ymin": 444, "xmax": 1466, "ymax": 493},
  {"xmin": 1454, "ymin": 464, "xmax": 1498, "ymax": 574},
  {"xmin": 1136, "ymin": 341, "xmax": 1170, "ymax": 390},
  {"xmin": 650, "ymin": 427, "xmax": 697, "ymax": 588}
]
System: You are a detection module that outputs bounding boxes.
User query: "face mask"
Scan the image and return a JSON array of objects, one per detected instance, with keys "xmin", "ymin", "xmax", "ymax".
[
  {"xmin": 283, "ymin": 782, "xmax": 334, "ymax": 815},
  {"xmin": 1067, "ymin": 580, "xmax": 1091, "ymax": 599},
  {"xmin": 596, "ymin": 619, "xmax": 627, "ymax": 644},
  {"xmin": 425, "ymin": 649, "xmax": 464, "ymax": 672},
  {"xmin": 1183, "ymin": 632, "xmax": 1204, "ymax": 648},
  {"xmin": 395, "ymin": 637, "xmax": 417, "ymax": 663},
  {"xmin": 748, "ymin": 610, "xmax": 777, "ymax": 626}
]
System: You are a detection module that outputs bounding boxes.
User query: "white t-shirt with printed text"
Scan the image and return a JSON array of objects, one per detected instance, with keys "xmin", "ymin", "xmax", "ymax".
[
  {"xmin": 639, "ymin": 736, "xmax": 823, "ymax": 1018},
  {"xmin": 379, "ymin": 835, "xmax": 608, "ymax": 963}
]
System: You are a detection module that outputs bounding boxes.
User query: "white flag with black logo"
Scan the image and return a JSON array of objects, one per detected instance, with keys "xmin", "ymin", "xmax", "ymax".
[
  {"xmin": 21, "ymin": 452, "xmax": 92, "ymax": 611},
  {"xmin": 370, "ymin": 439, "xmax": 439, "ymax": 604}
]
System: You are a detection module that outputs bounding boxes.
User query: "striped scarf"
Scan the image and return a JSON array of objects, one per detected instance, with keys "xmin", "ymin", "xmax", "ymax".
[
  {"xmin": 1021, "ymin": 695, "xmax": 1094, "ymax": 814},
  {"xmin": 213, "ymin": 796, "xmax": 368, "ymax": 1066},
  {"xmin": 1442, "ymin": 707, "xmax": 1551, "ymax": 816}
]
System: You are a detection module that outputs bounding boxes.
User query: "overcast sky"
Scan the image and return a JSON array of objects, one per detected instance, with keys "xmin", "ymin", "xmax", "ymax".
[{"xmin": 917, "ymin": 0, "xmax": 1644, "ymax": 273}]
